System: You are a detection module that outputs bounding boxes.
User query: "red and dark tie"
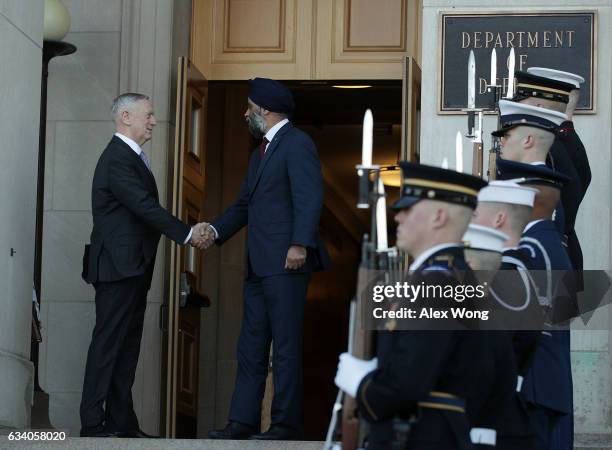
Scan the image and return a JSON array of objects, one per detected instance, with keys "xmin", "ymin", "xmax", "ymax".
[{"xmin": 259, "ymin": 137, "xmax": 269, "ymax": 159}]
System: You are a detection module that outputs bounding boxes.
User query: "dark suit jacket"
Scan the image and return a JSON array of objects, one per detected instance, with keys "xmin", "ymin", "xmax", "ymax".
[
  {"xmin": 82, "ymin": 135, "xmax": 190, "ymax": 286},
  {"xmin": 212, "ymin": 122, "xmax": 330, "ymax": 277}
]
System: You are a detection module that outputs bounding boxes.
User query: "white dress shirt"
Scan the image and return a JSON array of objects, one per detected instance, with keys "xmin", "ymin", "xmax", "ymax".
[
  {"xmin": 115, "ymin": 132, "xmax": 143, "ymax": 156},
  {"xmin": 209, "ymin": 119, "xmax": 290, "ymax": 240}
]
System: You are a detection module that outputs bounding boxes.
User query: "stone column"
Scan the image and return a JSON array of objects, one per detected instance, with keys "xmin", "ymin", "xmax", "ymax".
[{"xmin": 0, "ymin": 0, "xmax": 44, "ymax": 429}]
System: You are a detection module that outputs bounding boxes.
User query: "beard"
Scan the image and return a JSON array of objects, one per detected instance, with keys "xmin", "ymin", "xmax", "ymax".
[{"xmin": 246, "ymin": 110, "xmax": 267, "ymax": 139}]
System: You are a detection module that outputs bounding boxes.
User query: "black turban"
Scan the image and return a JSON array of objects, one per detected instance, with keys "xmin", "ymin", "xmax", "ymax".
[{"xmin": 248, "ymin": 77, "xmax": 294, "ymax": 115}]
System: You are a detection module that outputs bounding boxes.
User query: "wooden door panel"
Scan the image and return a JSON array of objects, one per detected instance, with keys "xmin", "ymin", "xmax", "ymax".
[
  {"xmin": 191, "ymin": 0, "xmax": 313, "ymax": 79},
  {"xmin": 315, "ymin": 0, "xmax": 421, "ymax": 79}
]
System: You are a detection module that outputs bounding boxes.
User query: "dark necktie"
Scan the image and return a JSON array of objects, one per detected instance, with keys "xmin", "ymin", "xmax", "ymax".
[{"xmin": 259, "ymin": 137, "xmax": 269, "ymax": 160}]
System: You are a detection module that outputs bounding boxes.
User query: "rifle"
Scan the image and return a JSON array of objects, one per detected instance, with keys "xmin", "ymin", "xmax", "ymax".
[
  {"xmin": 325, "ymin": 162, "xmax": 408, "ymax": 450},
  {"xmin": 471, "ymin": 111, "xmax": 484, "ymax": 177}
]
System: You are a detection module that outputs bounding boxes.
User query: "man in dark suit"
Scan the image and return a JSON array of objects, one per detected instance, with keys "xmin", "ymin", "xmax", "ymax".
[
  {"xmin": 206, "ymin": 78, "xmax": 330, "ymax": 440},
  {"xmin": 80, "ymin": 93, "xmax": 209, "ymax": 438}
]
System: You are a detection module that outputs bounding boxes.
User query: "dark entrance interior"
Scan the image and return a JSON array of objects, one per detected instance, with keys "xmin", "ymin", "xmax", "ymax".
[
  {"xmin": 187, "ymin": 80, "xmax": 402, "ymax": 440},
  {"xmin": 290, "ymin": 81, "xmax": 402, "ymax": 439}
]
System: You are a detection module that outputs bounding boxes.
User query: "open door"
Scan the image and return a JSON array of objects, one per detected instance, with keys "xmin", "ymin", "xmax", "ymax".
[
  {"xmin": 401, "ymin": 56, "xmax": 422, "ymax": 162},
  {"xmin": 161, "ymin": 56, "xmax": 208, "ymax": 438}
]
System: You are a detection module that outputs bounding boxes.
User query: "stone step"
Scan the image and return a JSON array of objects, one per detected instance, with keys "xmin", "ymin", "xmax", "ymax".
[
  {"xmin": 1, "ymin": 437, "xmax": 326, "ymax": 450},
  {"xmin": 2, "ymin": 435, "xmax": 611, "ymax": 449}
]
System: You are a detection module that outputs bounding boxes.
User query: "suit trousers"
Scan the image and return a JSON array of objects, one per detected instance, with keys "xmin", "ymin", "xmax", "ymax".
[
  {"xmin": 80, "ymin": 268, "xmax": 151, "ymax": 431},
  {"xmin": 229, "ymin": 269, "xmax": 311, "ymax": 431}
]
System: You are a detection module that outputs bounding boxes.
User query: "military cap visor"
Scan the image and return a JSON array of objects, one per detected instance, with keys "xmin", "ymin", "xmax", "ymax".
[
  {"xmin": 513, "ymin": 70, "xmax": 575, "ymax": 103},
  {"xmin": 496, "ymin": 158, "xmax": 571, "ymax": 189},
  {"xmin": 527, "ymin": 67, "xmax": 584, "ymax": 89},
  {"xmin": 391, "ymin": 195, "xmax": 422, "ymax": 210},
  {"xmin": 492, "ymin": 100, "xmax": 566, "ymax": 137},
  {"xmin": 392, "ymin": 162, "xmax": 487, "ymax": 210}
]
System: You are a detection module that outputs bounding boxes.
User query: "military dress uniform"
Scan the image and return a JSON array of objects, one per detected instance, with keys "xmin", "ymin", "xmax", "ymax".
[
  {"xmin": 552, "ymin": 120, "xmax": 591, "ymax": 289},
  {"xmin": 515, "ymin": 68, "xmax": 591, "ymax": 291},
  {"xmin": 460, "ymin": 224, "xmax": 522, "ymax": 450},
  {"xmin": 465, "ymin": 185, "xmax": 541, "ymax": 450},
  {"xmin": 497, "ymin": 159, "xmax": 575, "ymax": 450},
  {"xmin": 359, "ymin": 246, "xmax": 482, "ymax": 450},
  {"xmin": 341, "ymin": 163, "xmax": 488, "ymax": 450},
  {"xmin": 489, "ymin": 247, "xmax": 541, "ymax": 450}
]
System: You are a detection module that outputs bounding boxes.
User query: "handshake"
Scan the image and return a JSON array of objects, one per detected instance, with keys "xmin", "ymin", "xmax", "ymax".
[{"xmin": 189, "ymin": 222, "xmax": 216, "ymax": 250}]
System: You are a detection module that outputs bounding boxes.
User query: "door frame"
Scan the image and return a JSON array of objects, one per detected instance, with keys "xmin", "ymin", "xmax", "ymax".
[{"xmin": 161, "ymin": 56, "xmax": 208, "ymax": 437}]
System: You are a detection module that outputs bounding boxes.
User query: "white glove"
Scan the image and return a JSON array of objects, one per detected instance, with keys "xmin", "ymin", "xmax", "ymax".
[{"xmin": 334, "ymin": 352, "xmax": 378, "ymax": 397}]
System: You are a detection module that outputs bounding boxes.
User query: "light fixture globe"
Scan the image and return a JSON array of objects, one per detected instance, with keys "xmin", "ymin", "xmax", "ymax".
[{"xmin": 43, "ymin": 0, "xmax": 71, "ymax": 41}]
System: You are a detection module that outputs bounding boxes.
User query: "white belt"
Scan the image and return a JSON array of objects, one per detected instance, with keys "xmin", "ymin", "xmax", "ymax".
[
  {"xmin": 470, "ymin": 427, "xmax": 497, "ymax": 446},
  {"xmin": 516, "ymin": 375, "xmax": 524, "ymax": 392}
]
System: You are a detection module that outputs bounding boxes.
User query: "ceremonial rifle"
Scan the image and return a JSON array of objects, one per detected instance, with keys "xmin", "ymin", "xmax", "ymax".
[{"xmin": 325, "ymin": 111, "xmax": 406, "ymax": 450}]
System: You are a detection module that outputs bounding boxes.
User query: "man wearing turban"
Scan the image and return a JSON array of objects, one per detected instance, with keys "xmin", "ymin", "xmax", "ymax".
[{"xmin": 205, "ymin": 78, "xmax": 330, "ymax": 440}]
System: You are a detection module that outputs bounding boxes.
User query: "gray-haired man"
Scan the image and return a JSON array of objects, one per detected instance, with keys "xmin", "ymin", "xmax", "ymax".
[{"xmin": 80, "ymin": 93, "xmax": 210, "ymax": 437}]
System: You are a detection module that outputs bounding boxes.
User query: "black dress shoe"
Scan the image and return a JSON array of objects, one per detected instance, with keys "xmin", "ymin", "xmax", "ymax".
[
  {"xmin": 208, "ymin": 422, "xmax": 255, "ymax": 439},
  {"xmin": 80, "ymin": 424, "xmax": 115, "ymax": 437},
  {"xmin": 113, "ymin": 429, "xmax": 159, "ymax": 438},
  {"xmin": 250, "ymin": 424, "xmax": 301, "ymax": 440}
]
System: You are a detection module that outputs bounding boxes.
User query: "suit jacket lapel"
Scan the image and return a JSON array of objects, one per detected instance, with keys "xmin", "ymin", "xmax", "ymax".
[
  {"xmin": 250, "ymin": 122, "xmax": 292, "ymax": 196},
  {"xmin": 113, "ymin": 136, "xmax": 159, "ymax": 199}
]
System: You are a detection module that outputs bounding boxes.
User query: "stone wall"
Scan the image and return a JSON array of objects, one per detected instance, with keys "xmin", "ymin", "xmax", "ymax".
[
  {"xmin": 0, "ymin": 0, "xmax": 44, "ymax": 429},
  {"xmin": 39, "ymin": 0, "xmax": 191, "ymax": 435}
]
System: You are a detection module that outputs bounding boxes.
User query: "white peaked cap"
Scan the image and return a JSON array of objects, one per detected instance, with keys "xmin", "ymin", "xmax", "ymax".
[
  {"xmin": 498, "ymin": 100, "xmax": 567, "ymax": 127},
  {"xmin": 463, "ymin": 224, "xmax": 509, "ymax": 253},
  {"xmin": 478, "ymin": 180, "xmax": 538, "ymax": 207},
  {"xmin": 527, "ymin": 67, "xmax": 585, "ymax": 89}
]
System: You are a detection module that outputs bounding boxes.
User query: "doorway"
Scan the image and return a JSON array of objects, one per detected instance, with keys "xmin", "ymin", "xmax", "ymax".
[
  {"xmin": 291, "ymin": 81, "xmax": 403, "ymax": 438},
  {"xmin": 166, "ymin": 78, "xmax": 407, "ymax": 439}
]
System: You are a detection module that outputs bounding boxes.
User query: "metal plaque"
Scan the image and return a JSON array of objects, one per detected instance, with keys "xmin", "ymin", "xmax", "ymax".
[{"xmin": 439, "ymin": 12, "xmax": 596, "ymax": 114}]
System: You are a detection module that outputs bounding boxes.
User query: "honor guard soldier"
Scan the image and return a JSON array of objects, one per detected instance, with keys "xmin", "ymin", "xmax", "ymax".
[
  {"xmin": 496, "ymin": 159, "xmax": 575, "ymax": 450},
  {"xmin": 513, "ymin": 68, "xmax": 591, "ymax": 293},
  {"xmin": 461, "ymin": 224, "xmax": 518, "ymax": 450},
  {"xmin": 472, "ymin": 181, "xmax": 542, "ymax": 450},
  {"xmin": 494, "ymin": 98, "xmax": 566, "ymax": 255},
  {"xmin": 334, "ymin": 162, "xmax": 487, "ymax": 450}
]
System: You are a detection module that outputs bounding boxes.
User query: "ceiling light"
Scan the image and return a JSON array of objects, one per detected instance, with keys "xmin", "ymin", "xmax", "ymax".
[
  {"xmin": 370, "ymin": 165, "xmax": 401, "ymax": 187},
  {"xmin": 331, "ymin": 85, "xmax": 372, "ymax": 89}
]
